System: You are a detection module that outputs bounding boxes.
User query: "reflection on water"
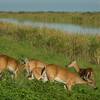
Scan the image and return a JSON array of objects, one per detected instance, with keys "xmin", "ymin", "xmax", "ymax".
[{"xmin": 0, "ymin": 18, "xmax": 100, "ymax": 34}]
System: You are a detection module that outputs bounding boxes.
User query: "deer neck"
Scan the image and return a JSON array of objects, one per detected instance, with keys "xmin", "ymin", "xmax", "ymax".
[{"xmin": 74, "ymin": 64, "xmax": 80, "ymax": 72}]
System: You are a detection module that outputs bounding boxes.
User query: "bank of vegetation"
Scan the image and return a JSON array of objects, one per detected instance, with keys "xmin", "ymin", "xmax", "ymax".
[
  {"xmin": 0, "ymin": 12, "xmax": 100, "ymax": 27},
  {"xmin": 0, "ymin": 22, "xmax": 99, "ymax": 64}
]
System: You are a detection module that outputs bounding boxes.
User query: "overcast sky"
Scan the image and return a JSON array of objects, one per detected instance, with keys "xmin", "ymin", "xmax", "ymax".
[{"xmin": 0, "ymin": 0, "xmax": 100, "ymax": 12}]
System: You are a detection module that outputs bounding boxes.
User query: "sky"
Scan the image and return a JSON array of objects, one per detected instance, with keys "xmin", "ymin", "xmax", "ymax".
[{"xmin": 0, "ymin": 0, "xmax": 100, "ymax": 12}]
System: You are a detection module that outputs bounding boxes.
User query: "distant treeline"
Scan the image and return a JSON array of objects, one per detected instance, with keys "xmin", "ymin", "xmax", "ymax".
[
  {"xmin": 0, "ymin": 12, "xmax": 100, "ymax": 27},
  {"xmin": 0, "ymin": 11, "xmax": 100, "ymax": 13}
]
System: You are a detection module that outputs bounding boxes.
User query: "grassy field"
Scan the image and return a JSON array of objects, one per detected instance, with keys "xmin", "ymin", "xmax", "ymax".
[
  {"xmin": 0, "ymin": 22, "xmax": 100, "ymax": 100},
  {"xmin": 0, "ymin": 12, "xmax": 100, "ymax": 27}
]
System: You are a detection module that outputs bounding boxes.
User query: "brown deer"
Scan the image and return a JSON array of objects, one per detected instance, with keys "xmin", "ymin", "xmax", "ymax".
[
  {"xmin": 23, "ymin": 58, "xmax": 46, "ymax": 80},
  {"xmin": 0, "ymin": 54, "xmax": 22, "ymax": 79},
  {"xmin": 68, "ymin": 61, "xmax": 97, "ymax": 88},
  {"xmin": 41, "ymin": 64, "xmax": 95, "ymax": 91}
]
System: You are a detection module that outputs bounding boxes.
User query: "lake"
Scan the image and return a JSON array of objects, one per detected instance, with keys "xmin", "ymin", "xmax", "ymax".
[{"xmin": 0, "ymin": 18, "xmax": 100, "ymax": 34}]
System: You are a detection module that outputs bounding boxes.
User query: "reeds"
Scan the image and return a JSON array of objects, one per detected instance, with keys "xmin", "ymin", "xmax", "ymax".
[{"xmin": 0, "ymin": 22, "xmax": 100, "ymax": 64}]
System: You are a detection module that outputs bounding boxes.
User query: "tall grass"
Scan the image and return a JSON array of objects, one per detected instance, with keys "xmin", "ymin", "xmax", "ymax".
[{"xmin": 0, "ymin": 22, "xmax": 100, "ymax": 64}]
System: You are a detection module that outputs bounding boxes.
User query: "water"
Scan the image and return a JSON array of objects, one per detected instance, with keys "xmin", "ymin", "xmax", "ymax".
[{"xmin": 0, "ymin": 18, "xmax": 100, "ymax": 34}]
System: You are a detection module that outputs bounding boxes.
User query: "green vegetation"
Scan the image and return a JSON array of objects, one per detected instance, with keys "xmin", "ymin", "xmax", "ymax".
[
  {"xmin": 0, "ymin": 12, "xmax": 100, "ymax": 27},
  {"xmin": 0, "ymin": 22, "xmax": 100, "ymax": 63},
  {"xmin": 0, "ymin": 22, "xmax": 100, "ymax": 100}
]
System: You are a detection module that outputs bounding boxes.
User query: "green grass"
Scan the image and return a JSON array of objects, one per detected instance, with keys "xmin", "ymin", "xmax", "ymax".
[
  {"xmin": 0, "ymin": 22, "xmax": 100, "ymax": 100},
  {"xmin": 0, "ymin": 35, "xmax": 100, "ymax": 100}
]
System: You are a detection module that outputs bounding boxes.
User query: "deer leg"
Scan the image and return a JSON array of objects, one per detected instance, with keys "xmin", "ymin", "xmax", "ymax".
[
  {"xmin": 78, "ymin": 78, "xmax": 97, "ymax": 89},
  {"xmin": 76, "ymin": 78, "xmax": 88, "ymax": 85},
  {"xmin": 65, "ymin": 82, "xmax": 73, "ymax": 96},
  {"xmin": 64, "ymin": 85, "xmax": 67, "ymax": 90},
  {"xmin": 41, "ymin": 71, "xmax": 48, "ymax": 82},
  {"xmin": 27, "ymin": 69, "xmax": 31, "ymax": 77},
  {"xmin": 8, "ymin": 70, "xmax": 14, "ymax": 79},
  {"xmin": 11, "ymin": 72, "xmax": 16, "ymax": 79},
  {"xmin": 33, "ymin": 69, "xmax": 42, "ymax": 80},
  {"xmin": 11, "ymin": 74, "xmax": 14, "ymax": 79},
  {"xmin": 87, "ymin": 80, "xmax": 97, "ymax": 89},
  {"xmin": 66, "ymin": 82, "xmax": 72, "ymax": 92},
  {"xmin": 90, "ymin": 74, "xmax": 97, "ymax": 89},
  {"xmin": 87, "ymin": 79, "xmax": 97, "ymax": 89},
  {"xmin": 28, "ymin": 73, "xmax": 34, "ymax": 80},
  {"xmin": 14, "ymin": 68, "xmax": 19, "ymax": 79},
  {"xmin": 28, "ymin": 74, "xmax": 34, "ymax": 80}
]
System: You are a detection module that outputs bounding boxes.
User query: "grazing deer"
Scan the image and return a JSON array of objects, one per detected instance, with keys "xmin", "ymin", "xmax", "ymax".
[
  {"xmin": 68, "ymin": 61, "xmax": 97, "ymax": 88},
  {"xmin": 23, "ymin": 58, "xmax": 46, "ymax": 80},
  {"xmin": 41, "ymin": 64, "xmax": 94, "ymax": 91},
  {"xmin": 0, "ymin": 54, "xmax": 21, "ymax": 79}
]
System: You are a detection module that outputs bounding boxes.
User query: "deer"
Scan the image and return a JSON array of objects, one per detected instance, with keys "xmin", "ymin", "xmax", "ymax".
[
  {"xmin": 23, "ymin": 58, "xmax": 46, "ymax": 80},
  {"xmin": 41, "ymin": 64, "xmax": 96, "ymax": 92},
  {"xmin": 0, "ymin": 54, "xmax": 22, "ymax": 79},
  {"xmin": 68, "ymin": 61, "xmax": 97, "ymax": 89}
]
